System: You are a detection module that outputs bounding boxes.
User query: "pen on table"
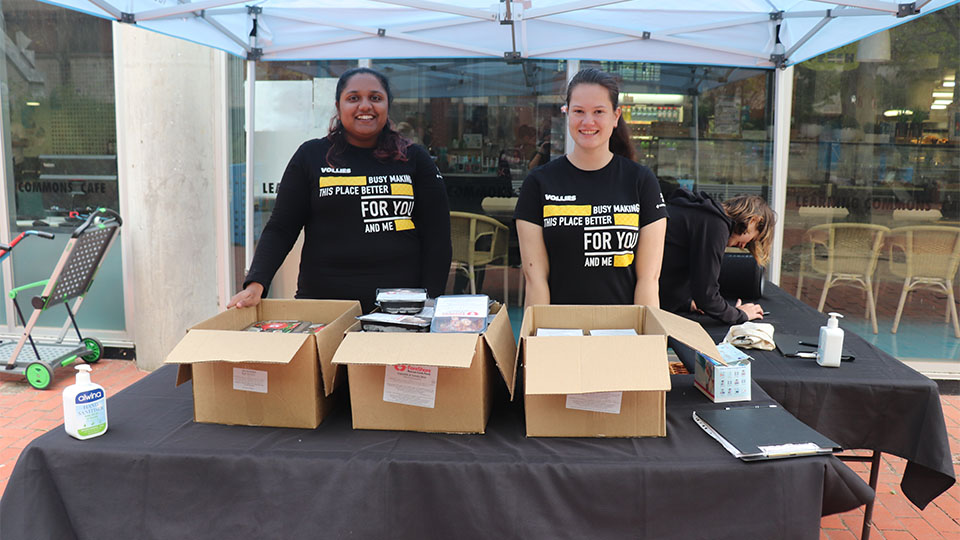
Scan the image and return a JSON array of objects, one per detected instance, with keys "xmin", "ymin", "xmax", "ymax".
[{"xmin": 762, "ymin": 311, "xmax": 770, "ymax": 316}]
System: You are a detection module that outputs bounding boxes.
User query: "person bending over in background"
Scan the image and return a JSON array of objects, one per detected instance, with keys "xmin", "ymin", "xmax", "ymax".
[
  {"xmin": 515, "ymin": 68, "xmax": 667, "ymax": 307},
  {"xmin": 659, "ymin": 189, "xmax": 774, "ymax": 324},
  {"xmin": 228, "ymin": 67, "xmax": 452, "ymax": 313}
]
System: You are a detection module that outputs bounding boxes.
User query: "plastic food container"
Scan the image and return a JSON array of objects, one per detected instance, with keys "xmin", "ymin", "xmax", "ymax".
[
  {"xmin": 429, "ymin": 294, "xmax": 489, "ymax": 333},
  {"xmin": 357, "ymin": 313, "xmax": 431, "ymax": 332},
  {"xmin": 375, "ymin": 288, "xmax": 429, "ymax": 314}
]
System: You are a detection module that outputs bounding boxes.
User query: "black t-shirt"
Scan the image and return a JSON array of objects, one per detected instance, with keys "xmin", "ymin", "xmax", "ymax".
[
  {"xmin": 514, "ymin": 155, "xmax": 667, "ymax": 305},
  {"xmin": 244, "ymin": 137, "xmax": 452, "ymax": 312}
]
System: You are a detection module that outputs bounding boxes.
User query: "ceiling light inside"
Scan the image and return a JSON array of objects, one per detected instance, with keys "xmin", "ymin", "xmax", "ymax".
[{"xmin": 883, "ymin": 109, "xmax": 913, "ymax": 117}]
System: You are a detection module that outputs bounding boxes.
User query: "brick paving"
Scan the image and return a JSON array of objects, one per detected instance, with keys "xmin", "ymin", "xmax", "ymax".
[
  {"xmin": 0, "ymin": 358, "xmax": 956, "ymax": 539},
  {"xmin": 819, "ymin": 393, "xmax": 960, "ymax": 539},
  {"xmin": 0, "ymin": 358, "xmax": 147, "ymax": 496}
]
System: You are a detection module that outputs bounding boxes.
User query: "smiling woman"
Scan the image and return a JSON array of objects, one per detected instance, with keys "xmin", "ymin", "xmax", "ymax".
[
  {"xmin": 514, "ymin": 68, "xmax": 668, "ymax": 308},
  {"xmin": 228, "ymin": 67, "xmax": 452, "ymax": 312}
]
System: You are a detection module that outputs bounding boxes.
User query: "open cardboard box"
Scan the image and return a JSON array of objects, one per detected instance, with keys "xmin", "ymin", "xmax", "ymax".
[
  {"xmin": 165, "ymin": 299, "xmax": 361, "ymax": 429},
  {"xmin": 331, "ymin": 304, "xmax": 517, "ymax": 434},
  {"xmin": 518, "ymin": 304, "xmax": 720, "ymax": 438}
]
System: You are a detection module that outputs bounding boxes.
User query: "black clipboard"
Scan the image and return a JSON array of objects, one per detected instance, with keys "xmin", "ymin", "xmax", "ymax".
[
  {"xmin": 775, "ymin": 332, "xmax": 855, "ymax": 361},
  {"xmin": 693, "ymin": 404, "xmax": 841, "ymax": 461}
]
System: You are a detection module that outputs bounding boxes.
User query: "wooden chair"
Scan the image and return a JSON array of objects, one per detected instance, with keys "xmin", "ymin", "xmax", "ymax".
[
  {"xmin": 884, "ymin": 225, "xmax": 960, "ymax": 338},
  {"xmin": 450, "ymin": 211, "xmax": 510, "ymax": 304},
  {"xmin": 796, "ymin": 223, "xmax": 889, "ymax": 333}
]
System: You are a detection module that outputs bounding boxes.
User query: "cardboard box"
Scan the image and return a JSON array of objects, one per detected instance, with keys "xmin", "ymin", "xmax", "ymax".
[
  {"xmin": 694, "ymin": 347, "xmax": 752, "ymax": 403},
  {"xmin": 165, "ymin": 299, "xmax": 362, "ymax": 429},
  {"xmin": 517, "ymin": 305, "xmax": 720, "ymax": 438},
  {"xmin": 331, "ymin": 305, "xmax": 517, "ymax": 434}
]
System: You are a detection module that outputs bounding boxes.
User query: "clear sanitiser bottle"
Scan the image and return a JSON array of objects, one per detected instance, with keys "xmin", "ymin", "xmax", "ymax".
[
  {"xmin": 62, "ymin": 364, "xmax": 108, "ymax": 440},
  {"xmin": 817, "ymin": 312, "xmax": 844, "ymax": 368}
]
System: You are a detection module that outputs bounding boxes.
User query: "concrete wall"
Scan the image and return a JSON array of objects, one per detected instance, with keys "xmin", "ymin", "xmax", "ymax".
[{"xmin": 114, "ymin": 24, "xmax": 224, "ymax": 370}]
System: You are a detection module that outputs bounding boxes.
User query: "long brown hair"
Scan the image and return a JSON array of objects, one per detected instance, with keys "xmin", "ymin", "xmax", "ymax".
[
  {"xmin": 565, "ymin": 68, "xmax": 635, "ymax": 161},
  {"xmin": 326, "ymin": 67, "xmax": 411, "ymax": 166},
  {"xmin": 722, "ymin": 195, "xmax": 776, "ymax": 266}
]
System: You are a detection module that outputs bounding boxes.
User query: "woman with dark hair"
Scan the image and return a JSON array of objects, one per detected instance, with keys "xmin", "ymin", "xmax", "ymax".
[
  {"xmin": 228, "ymin": 67, "xmax": 452, "ymax": 312},
  {"xmin": 659, "ymin": 189, "xmax": 775, "ymax": 323},
  {"xmin": 514, "ymin": 68, "xmax": 667, "ymax": 306}
]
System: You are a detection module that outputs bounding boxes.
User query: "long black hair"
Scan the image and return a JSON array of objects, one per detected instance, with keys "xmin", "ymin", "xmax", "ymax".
[
  {"xmin": 565, "ymin": 68, "xmax": 635, "ymax": 161},
  {"xmin": 326, "ymin": 67, "xmax": 411, "ymax": 166}
]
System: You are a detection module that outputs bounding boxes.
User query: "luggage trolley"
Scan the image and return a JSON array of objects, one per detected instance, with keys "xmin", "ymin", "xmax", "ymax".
[{"xmin": 1, "ymin": 208, "xmax": 122, "ymax": 389}]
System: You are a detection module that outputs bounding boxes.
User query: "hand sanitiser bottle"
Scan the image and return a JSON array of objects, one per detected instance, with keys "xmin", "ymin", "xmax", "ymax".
[
  {"xmin": 62, "ymin": 364, "xmax": 108, "ymax": 440},
  {"xmin": 817, "ymin": 312, "xmax": 844, "ymax": 368}
]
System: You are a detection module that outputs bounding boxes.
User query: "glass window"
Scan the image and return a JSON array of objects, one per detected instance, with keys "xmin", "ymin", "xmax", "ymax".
[
  {"xmin": 373, "ymin": 59, "xmax": 568, "ymax": 304},
  {"xmin": 783, "ymin": 5, "xmax": 960, "ymax": 362},
  {"xmin": 372, "ymin": 59, "xmax": 568, "ymax": 208},
  {"xmin": 1, "ymin": 0, "xmax": 124, "ymax": 330},
  {"xmin": 583, "ymin": 61, "xmax": 773, "ymax": 200}
]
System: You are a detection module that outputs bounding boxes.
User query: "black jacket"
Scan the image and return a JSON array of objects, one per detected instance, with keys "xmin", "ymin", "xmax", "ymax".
[
  {"xmin": 244, "ymin": 138, "xmax": 452, "ymax": 312},
  {"xmin": 659, "ymin": 189, "xmax": 747, "ymax": 325}
]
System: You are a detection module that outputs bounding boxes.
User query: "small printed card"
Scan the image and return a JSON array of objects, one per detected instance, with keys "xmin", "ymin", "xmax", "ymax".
[
  {"xmin": 383, "ymin": 364, "xmax": 439, "ymax": 408},
  {"xmin": 232, "ymin": 368, "xmax": 268, "ymax": 394}
]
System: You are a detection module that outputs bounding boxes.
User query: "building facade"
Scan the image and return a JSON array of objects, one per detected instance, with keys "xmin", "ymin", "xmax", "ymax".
[{"xmin": 1, "ymin": 0, "xmax": 957, "ymax": 371}]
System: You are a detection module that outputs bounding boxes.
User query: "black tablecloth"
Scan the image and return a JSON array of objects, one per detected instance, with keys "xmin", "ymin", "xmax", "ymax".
[
  {"xmin": 0, "ymin": 366, "xmax": 871, "ymax": 540},
  {"xmin": 683, "ymin": 282, "xmax": 956, "ymax": 510}
]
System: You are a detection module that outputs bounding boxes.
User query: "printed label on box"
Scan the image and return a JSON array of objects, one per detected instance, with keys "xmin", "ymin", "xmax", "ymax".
[
  {"xmin": 233, "ymin": 368, "xmax": 268, "ymax": 394},
  {"xmin": 383, "ymin": 364, "xmax": 438, "ymax": 408},
  {"xmin": 565, "ymin": 391, "xmax": 623, "ymax": 414}
]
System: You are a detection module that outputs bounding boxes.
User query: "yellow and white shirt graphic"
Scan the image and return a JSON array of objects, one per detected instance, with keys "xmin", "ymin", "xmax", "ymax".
[
  {"xmin": 318, "ymin": 174, "xmax": 416, "ymax": 233},
  {"xmin": 543, "ymin": 202, "xmax": 640, "ymax": 268}
]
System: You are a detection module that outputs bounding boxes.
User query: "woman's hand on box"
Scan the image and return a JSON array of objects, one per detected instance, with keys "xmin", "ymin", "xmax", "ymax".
[{"xmin": 227, "ymin": 282, "xmax": 264, "ymax": 309}]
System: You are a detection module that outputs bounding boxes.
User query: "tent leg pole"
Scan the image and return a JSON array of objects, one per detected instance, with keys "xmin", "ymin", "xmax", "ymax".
[
  {"xmin": 245, "ymin": 59, "xmax": 256, "ymax": 275},
  {"xmin": 769, "ymin": 65, "xmax": 794, "ymax": 286}
]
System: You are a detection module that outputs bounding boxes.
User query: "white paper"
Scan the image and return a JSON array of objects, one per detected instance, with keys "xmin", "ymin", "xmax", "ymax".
[
  {"xmin": 758, "ymin": 442, "xmax": 822, "ymax": 456},
  {"xmin": 433, "ymin": 295, "xmax": 488, "ymax": 318},
  {"xmin": 536, "ymin": 328, "xmax": 584, "ymax": 336},
  {"xmin": 383, "ymin": 364, "xmax": 438, "ymax": 408},
  {"xmin": 589, "ymin": 328, "xmax": 638, "ymax": 336},
  {"xmin": 565, "ymin": 391, "xmax": 623, "ymax": 414},
  {"xmin": 232, "ymin": 368, "xmax": 268, "ymax": 394}
]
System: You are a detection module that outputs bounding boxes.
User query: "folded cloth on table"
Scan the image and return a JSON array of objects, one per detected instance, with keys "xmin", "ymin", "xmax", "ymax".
[{"xmin": 723, "ymin": 322, "xmax": 776, "ymax": 351}]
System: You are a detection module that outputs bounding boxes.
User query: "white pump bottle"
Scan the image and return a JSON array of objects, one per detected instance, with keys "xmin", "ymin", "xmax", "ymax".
[
  {"xmin": 62, "ymin": 364, "xmax": 108, "ymax": 440},
  {"xmin": 817, "ymin": 312, "xmax": 844, "ymax": 368}
]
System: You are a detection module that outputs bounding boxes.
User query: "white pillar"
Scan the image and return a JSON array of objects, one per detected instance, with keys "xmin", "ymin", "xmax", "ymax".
[
  {"xmin": 564, "ymin": 59, "xmax": 579, "ymax": 156},
  {"xmin": 769, "ymin": 65, "xmax": 794, "ymax": 286},
  {"xmin": 114, "ymin": 23, "xmax": 222, "ymax": 370}
]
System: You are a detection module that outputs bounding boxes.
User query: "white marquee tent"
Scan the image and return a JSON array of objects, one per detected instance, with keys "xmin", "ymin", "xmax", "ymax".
[
  {"xmin": 37, "ymin": 0, "xmax": 960, "ymax": 281},
  {"xmin": 44, "ymin": 0, "xmax": 958, "ymax": 67}
]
